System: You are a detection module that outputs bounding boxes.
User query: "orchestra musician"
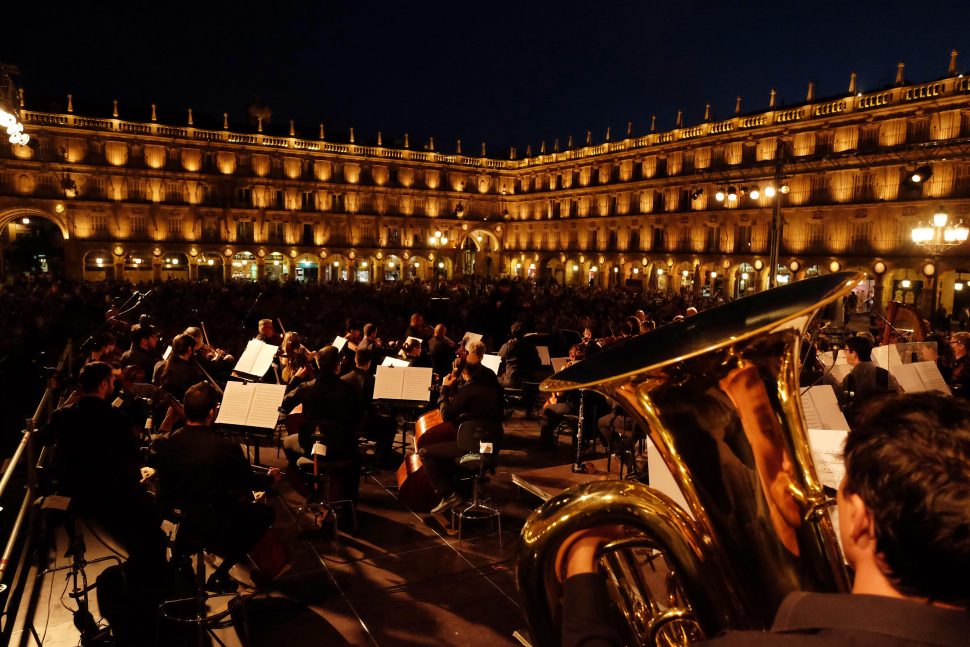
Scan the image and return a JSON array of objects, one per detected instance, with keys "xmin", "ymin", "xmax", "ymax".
[
  {"xmin": 338, "ymin": 319, "xmax": 363, "ymax": 376},
  {"xmin": 402, "ymin": 338, "xmax": 434, "ymax": 368},
  {"xmin": 428, "ymin": 324, "xmax": 458, "ymax": 378},
  {"xmin": 280, "ymin": 346, "xmax": 363, "ymax": 501},
  {"xmin": 341, "ymin": 347, "xmax": 398, "ymax": 467},
  {"xmin": 405, "ymin": 312, "xmax": 434, "ymax": 344},
  {"xmin": 121, "ymin": 323, "xmax": 161, "ymax": 382},
  {"xmin": 153, "ymin": 382, "xmax": 280, "ymax": 594},
  {"xmin": 154, "ymin": 333, "xmax": 203, "ymax": 401},
  {"xmin": 280, "ymin": 331, "xmax": 315, "ymax": 388},
  {"xmin": 44, "ymin": 362, "xmax": 168, "ymax": 581},
  {"xmin": 184, "ymin": 326, "xmax": 234, "ymax": 379},
  {"xmin": 497, "ymin": 322, "xmax": 540, "ymax": 388},
  {"xmin": 256, "ymin": 318, "xmax": 282, "ymax": 346},
  {"xmin": 539, "ymin": 344, "xmax": 584, "ymax": 450},
  {"xmin": 421, "ymin": 360, "xmax": 504, "ymax": 514},
  {"xmin": 948, "ymin": 332, "xmax": 970, "ymax": 398}
]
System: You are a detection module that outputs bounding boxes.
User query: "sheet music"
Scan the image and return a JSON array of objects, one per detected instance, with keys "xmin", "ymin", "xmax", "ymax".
[
  {"xmin": 536, "ymin": 345, "xmax": 552, "ymax": 366},
  {"xmin": 801, "ymin": 385, "xmax": 850, "ymax": 432},
  {"xmin": 550, "ymin": 357, "xmax": 569, "ymax": 373},
  {"xmin": 892, "ymin": 363, "xmax": 925, "ymax": 394},
  {"xmin": 374, "ymin": 365, "xmax": 405, "ymax": 400},
  {"xmin": 871, "ymin": 344, "xmax": 901, "ymax": 370},
  {"xmin": 829, "ymin": 363, "xmax": 853, "ymax": 383},
  {"xmin": 246, "ymin": 384, "xmax": 287, "ymax": 428},
  {"xmin": 405, "ymin": 336, "xmax": 422, "ymax": 347},
  {"xmin": 162, "ymin": 345, "xmax": 172, "ymax": 360},
  {"xmin": 913, "ymin": 361, "xmax": 951, "ymax": 394},
  {"xmin": 481, "ymin": 354, "xmax": 502, "ymax": 375},
  {"xmin": 807, "ymin": 428, "xmax": 848, "ymax": 490},
  {"xmin": 381, "ymin": 356, "xmax": 409, "ymax": 368},
  {"xmin": 216, "ymin": 381, "xmax": 257, "ymax": 426},
  {"xmin": 215, "ymin": 382, "xmax": 286, "ymax": 429},
  {"xmin": 233, "ymin": 339, "xmax": 277, "ymax": 376},
  {"xmin": 332, "ymin": 335, "xmax": 348, "ymax": 352},
  {"xmin": 401, "ymin": 367, "xmax": 433, "ymax": 401}
]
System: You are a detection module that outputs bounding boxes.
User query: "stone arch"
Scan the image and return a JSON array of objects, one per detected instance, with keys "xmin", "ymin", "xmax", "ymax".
[{"xmin": 0, "ymin": 207, "xmax": 70, "ymax": 240}]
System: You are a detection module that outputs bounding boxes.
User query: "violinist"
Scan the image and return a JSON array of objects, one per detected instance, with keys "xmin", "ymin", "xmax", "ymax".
[
  {"xmin": 402, "ymin": 338, "xmax": 433, "ymax": 368},
  {"xmin": 184, "ymin": 326, "xmax": 234, "ymax": 380},
  {"xmin": 154, "ymin": 333, "xmax": 203, "ymax": 401},
  {"xmin": 338, "ymin": 319, "xmax": 363, "ymax": 376},
  {"xmin": 256, "ymin": 319, "xmax": 282, "ymax": 346},
  {"xmin": 81, "ymin": 332, "xmax": 118, "ymax": 367},
  {"xmin": 429, "ymin": 324, "xmax": 457, "ymax": 378},
  {"xmin": 497, "ymin": 322, "xmax": 540, "ymax": 388},
  {"xmin": 405, "ymin": 313, "xmax": 434, "ymax": 344},
  {"xmin": 280, "ymin": 331, "xmax": 315, "ymax": 388}
]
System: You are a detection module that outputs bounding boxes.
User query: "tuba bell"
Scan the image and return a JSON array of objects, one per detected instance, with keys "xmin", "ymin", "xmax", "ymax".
[{"xmin": 516, "ymin": 272, "xmax": 860, "ymax": 646}]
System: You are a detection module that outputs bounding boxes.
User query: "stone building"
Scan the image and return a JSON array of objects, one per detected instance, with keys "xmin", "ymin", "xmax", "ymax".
[{"xmin": 2, "ymin": 54, "xmax": 970, "ymax": 315}]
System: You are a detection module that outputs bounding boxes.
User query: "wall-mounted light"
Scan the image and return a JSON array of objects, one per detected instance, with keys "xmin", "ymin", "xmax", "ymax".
[
  {"xmin": 764, "ymin": 185, "xmax": 777, "ymax": 198},
  {"xmin": 901, "ymin": 279, "xmax": 912, "ymax": 288},
  {"xmin": 910, "ymin": 165, "xmax": 932, "ymax": 184},
  {"xmin": 714, "ymin": 188, "xmax": 726, "ymax": 202},
  {"xmin": 829, "ymin": 260, "xmax": 841, "ymax": 273},
  {"xmin": 748, "ymin": 185, "xmax": 761, "ymax": 200}
]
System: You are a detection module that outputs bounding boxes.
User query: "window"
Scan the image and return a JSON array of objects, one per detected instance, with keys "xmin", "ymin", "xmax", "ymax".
[
  {"xmin": 734, "ymin": 225, "xmax": 752, "ymax": 253},
  {"xmin": 629, "ymin": 230, "xmax": 641, "ymax": 251},
  {"xmin": 652, "ymin": 227, "xmax": 665, "ymax": 250},
  {"xmin": 704, "ymin": 226, "xmax": 720, "ymax": 253},
  {"xmin": 387, "ymin": 227, "xmax": 401, "ymax": 247},
  {"xmin": 588, "ymin": 230, "xmax": 599, "ymax": 250},
  {"xmin": 273, "ymin": 190, "xmax": 285, "ymax": 210},
  {"xmin": 850, "ymin": 221, "xmax": 872, "ymax": 245},
  {"xmin": 235, "ymin": 187, "xmax": 252, "ymax": 207},
  {"xmin": 236, "ymin": 221, "xmax": 255, "ymax": 243},
  {"xmin": 302, "ymin": 191, "xmax": 315, "ymax": 211},
  {"xmin": 167, "ymin": 217, "xmax": 183, "ymax": 239},
  {"xmin": 129, "ymin": 216, "xmax": 146, "ymax": 236},
  {"xmin": 267, "ymin": 222, "xmax": 285, "ymax": 244},
  {"xmin": 92, "ymin": 215, "xmax": 109, "ymax": 234},
  {"xmin": 203, "ymin": 219, "xmax": 219, "ymax": 242},
  {"xmin": 302, "ymin": 224, "xmax": 314, "ymax": 245},
  {"xmin": 607, "ymin": 230, "xmax": 618, "ymax": 251}
]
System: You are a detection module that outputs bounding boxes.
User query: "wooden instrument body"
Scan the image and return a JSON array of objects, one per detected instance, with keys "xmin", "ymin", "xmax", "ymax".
[{"xmin": 395, "ymin": 409, "xmax": 457, "ymax": 511}]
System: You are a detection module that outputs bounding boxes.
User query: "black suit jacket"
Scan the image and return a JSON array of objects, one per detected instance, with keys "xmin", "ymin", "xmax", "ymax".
[{"xmin": 282, "ymin": 372, "xmax": 362, "ymax": 456}]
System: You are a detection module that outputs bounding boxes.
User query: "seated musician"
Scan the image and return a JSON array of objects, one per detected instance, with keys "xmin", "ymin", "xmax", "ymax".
[
  {"xmin": 154, "ymin": 333, "xmax": 202, "ymax": 401},
  {"xmin": 840, "ymin": 336, "xmax": 901, "ymax": 422},
  {"xmin": 338, "ymin": 319, "xmax": 363, "ymax": 375},
  {"xmin": 947, "ymin": 332, "xmax": 970, "ymax": 398},
  {"xmin": 121, "ymin": 323, "xmax": 161, "ymax": 383},
  {"xmin": 428, "ymin": 324, "xmax": 457, "ymax": 378},
  {"xmin": 154, "ymin": 382, "xmax": 279, "ymax": 593},
  {"xmin": 255, "ymin": 318, "xmax": 282, "ymax": 346},
  {"xmin": 406, "ymin": 312, "xmax": 434, "ymax": 344},
  {"xmin": 402, "ymin": 338, "xmax": 434, "ymax": 368},
  {"xmin": 558, "ymin": 392, "xmax": 970, "ymax": 646},
  {"xmin": 44, "ymin": 362, "xmax": 167, "ymax": 580},
  {"xmin": 539, "ymin": 344, "xmax": 584, "ymax": 450},
  {"xmin": 80, "ymin": 332, "xmax": 118, "ymax": 368},
  {"xmin": 497, "ymin": 322, "xmax": 540, "ymax": 388},
  {"xmin": 341, "ymin": 347, "xmax": 397, "ymax": 467},
  {"xmin": 184, "ymin": 326, "xmax": 234, "ymax": 379},
  {"xmin": 281, "ymin": 346, "xmax": 363, "ymax": 500},
  {"xmin": 280, "ymin": 331, "xmax": 314, "ymax": 389},
  {"xmin": 421, "ymin": 361, "xmax": 504, "ymax": 514},
  {"xmin": 358, "ymin": 322, "xmax": 386, "ymax": 366}
]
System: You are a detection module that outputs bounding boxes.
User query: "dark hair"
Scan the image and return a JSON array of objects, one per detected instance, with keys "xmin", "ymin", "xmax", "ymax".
[
  {"xmin": 78, "ymin": 362, "xmax": 114, "ymax": 394},
  {"xmin": 171, "ymin": 333, "xmax": 196, "ymax": 356},
  {"xmin": 510, "ymin": 322, "xmax": 525, "ymax": 339},
  {"xmin": 183, "ymin": 382, "xmax": 220, "ymax": 422},
  {"xmin": 363, "ymin": 323, "xmax": 376, "ymax": 338},
  {"xmin": 844, "ymin": 335, "xmax": 873, "ymax": 362},
  {"xmin": 316, "ymin": 345, "xmax": 339, "ymax": 374},
  {"xmin": 844, "ymin": 393, "xmax": 970, "ymax": 607},
  {"xmin": 130, "ymin": 323, "xmax": 156, "ymax": 344},
  {"xmin": 355, "ymin": 347, "xmax": 373, "ymax": 367},
  {"xmin": 463, "ymin": 360, "xmax": 482, "ymax": 380}
]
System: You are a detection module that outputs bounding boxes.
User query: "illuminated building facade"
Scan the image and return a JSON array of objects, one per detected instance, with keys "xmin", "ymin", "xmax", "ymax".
[{"xmin": 2, "ymin": 56, "xmax": 970, "ymax": 314}]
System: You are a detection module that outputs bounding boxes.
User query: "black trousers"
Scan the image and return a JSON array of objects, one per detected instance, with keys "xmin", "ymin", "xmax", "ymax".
[{"xmin": 418, "ymin": 442, "xmax": 465, "ymax": 497}]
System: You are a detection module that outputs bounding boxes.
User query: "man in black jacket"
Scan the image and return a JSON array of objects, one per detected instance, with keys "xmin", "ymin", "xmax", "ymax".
[
  {"xmin": 154, "ymin": 382, "xmax": 279, "ymax": 592},
  {"xmin": 341, "ymin": 348, "xmax": 396, "ymax": 467},
  {"xmin": 558, "ymin": 393, "xmax": 970, "ymax": 646},
  {"xmin": 120, "ymin": 323, "xmax": 160, "ymax": 382},
  {"xmin": 281, "ymin": 346, "xmax": 363, "ymax": 499},
  {"xmin": 46, "ymin": 362, "xmax": 166, "ymax": 578},
  {"xmin": 420, "ymin": 361, "xmax": 504, "ymax": 513}
]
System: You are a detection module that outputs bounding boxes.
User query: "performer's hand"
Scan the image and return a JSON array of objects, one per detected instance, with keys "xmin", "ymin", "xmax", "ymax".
[
  {"xmin": 442, "ymin": 373, "xmax": 457, "ymax": 388},
  {"xmin": 555, "ymin": 525, "xmax": 624, "ymax": 583},
  {"xmin": 267, "ymin": 467, "xmax": 281, "ymax": 483}
]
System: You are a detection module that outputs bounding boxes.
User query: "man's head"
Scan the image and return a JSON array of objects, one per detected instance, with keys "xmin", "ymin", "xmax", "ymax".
[
  {"xmin": 362, "ymin": 323, "xmax": 377, "ymax": 341},
  {"xmin": 462, "ymin": 360, "xmax": 483, "ymax": 382},
  {"xmin": 171, "ymin": 333, "xmax": 196, "ymax": 360},
  {"xmin": 258, "ymin": 319, "xmax": 275, "ymax": 338},
  {"xmin": 130, "ymin": 323, "xmax": 158, "ymax": 350},
  {"xmin": 355, "ymin": 347, "xmax": 373, "ymax": 371},
  {"xmin": 409, "ymin": 313, "xmax": 424, "ymax": 328},
  {"xmin": 466, "ymin": 340, "xmax": 486, "ymax": 363},
  {"xmin": 844, "ymin": 335, "xmax": 873, "ymax": 365},
  {"xmin": 183, "ymin": 382, "xmax": 221, "ymax": 424},
  {"xmin": 950, "ymin": 332, "xmax": 970, "ymax": 360},
  {"xmin": 635, "ymin": 309, "xmax": 646, "ymax": 323},
  {"xmin": 183, "ymin": 326, "xmax": 203, "ymax": 345},
  {"xmin": 316, "ymin": 346, "xmax": 340, "ymax": 375},
  {"xmin": 434, "ymin": 324, "xmax": 447, "ymax": 338},
  {"xmin": 404, "ymin": 339, "xmax": 422, "ymax": 357},
  {"xmin": 840, "ymin": 393, "xmax": 970, "ymax": 607},
  {"xmin": 345, "ymin": 319, "xmax": 363, "ymax": 343},
  {"xmin": 78, "ymin": 361, "xmax": 115, "ymax": 398}
]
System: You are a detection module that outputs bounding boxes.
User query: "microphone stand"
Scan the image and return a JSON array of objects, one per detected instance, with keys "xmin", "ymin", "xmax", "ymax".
[{"xmin": 239, "ymin": 292, "xmax": 263, "ymax": 331}]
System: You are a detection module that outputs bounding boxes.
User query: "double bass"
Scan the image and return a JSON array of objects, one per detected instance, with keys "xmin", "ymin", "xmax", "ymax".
[{"xmin": 395, "ymin": 359, "xmax": 463, "ymax": 510}]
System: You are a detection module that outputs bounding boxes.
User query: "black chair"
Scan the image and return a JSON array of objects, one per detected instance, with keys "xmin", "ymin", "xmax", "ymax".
[
  {"xmin": 294, "ymin": 421, "xmax": 358, "ymax": 538},
  {"xmin": 451, "ymin": 420, "xmax": 505, "ymax": 549},
  {"xmin": 157, "ymin": 505, "xmax": 247, "ymax": 647}
]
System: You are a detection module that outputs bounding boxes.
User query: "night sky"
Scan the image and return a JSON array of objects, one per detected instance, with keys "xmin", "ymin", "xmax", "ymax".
[{"xmin": 4, "ymin": 0, "xmax": 968, "ymax": 153}]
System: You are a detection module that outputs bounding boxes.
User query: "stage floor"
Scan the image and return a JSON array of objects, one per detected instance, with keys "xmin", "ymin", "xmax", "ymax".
[{"xmin": 12, "ymin": 412, "xmax": 629, "ymax": 646}]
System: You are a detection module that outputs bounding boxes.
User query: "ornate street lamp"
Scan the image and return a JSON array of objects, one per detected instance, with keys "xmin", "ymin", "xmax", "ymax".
[{"xmin": 910, "ymin": 206, "xmax": 969, "ymax": 317}]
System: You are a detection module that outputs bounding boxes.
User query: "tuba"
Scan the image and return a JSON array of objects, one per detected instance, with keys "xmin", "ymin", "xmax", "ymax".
[{"xmin": 516, "ymin": 272, "xmax": 859, "ymax": 646}]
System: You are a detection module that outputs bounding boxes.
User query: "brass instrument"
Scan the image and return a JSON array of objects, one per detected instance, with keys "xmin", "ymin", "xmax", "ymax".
[{"xmin": 516, "ymin": 272, "xmax": 860, "ymax": 646}]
